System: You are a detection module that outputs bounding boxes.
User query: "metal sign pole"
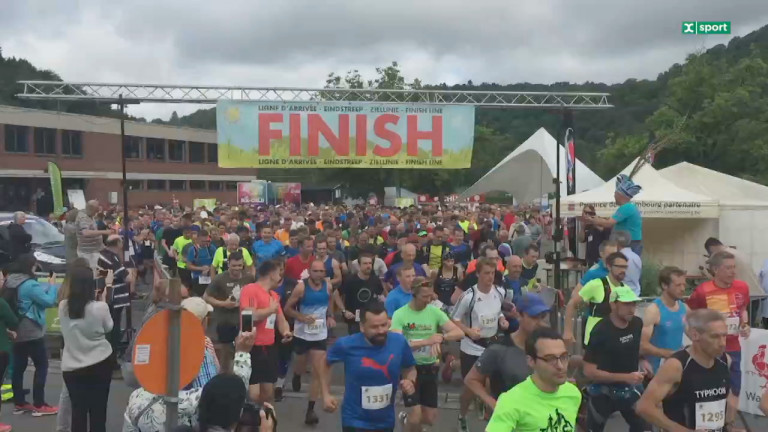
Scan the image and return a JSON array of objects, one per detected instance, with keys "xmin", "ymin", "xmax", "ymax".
[{"xmin": 165, "ymin": 276, "xmax": 182, "ymax": 432}]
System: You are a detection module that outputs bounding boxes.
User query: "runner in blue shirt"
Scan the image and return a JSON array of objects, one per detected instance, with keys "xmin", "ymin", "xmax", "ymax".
[
  {"xmin": 185, "ymin": 229, "xmax": 218, "ymax": 297},
  {"xmin": 584, "ymin": 174, "xmax": 643, "ymax": 255},
  {"xmin": 251, "ymin": 225, "xmax": 285, "ymax": 266},
  {"xmin": 321, "ymin": 302, "xmax": 418, "ymax": 432},
  {"xmin": 384, "ymin": 266, "xmax": 417, "ymax": 317}
]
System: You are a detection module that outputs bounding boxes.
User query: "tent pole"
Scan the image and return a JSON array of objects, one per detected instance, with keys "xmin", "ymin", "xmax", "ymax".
[{"xmin": 551, "ymin": 109, "xmax": 565, "ymax": 328}]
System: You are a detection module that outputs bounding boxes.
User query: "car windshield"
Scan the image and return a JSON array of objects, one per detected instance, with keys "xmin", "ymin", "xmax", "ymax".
[{"xmin": 6, "ymin": 219, "xmax": 65, "ymax": 245}]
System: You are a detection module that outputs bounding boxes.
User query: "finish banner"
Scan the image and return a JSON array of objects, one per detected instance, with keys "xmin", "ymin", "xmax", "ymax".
[{"xmin": 216, "ymin": 101, "xmax": 475, "ymax": 169}]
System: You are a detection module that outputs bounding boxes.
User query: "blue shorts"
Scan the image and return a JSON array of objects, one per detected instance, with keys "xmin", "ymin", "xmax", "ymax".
[{"xmin": 728, "ymin": 350, "xmax": 741, "ymax": 396}]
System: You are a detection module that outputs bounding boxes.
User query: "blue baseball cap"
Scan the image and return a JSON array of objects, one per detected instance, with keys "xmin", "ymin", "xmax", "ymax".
[{"xmin": 515, "ymin": 293, "xmax": 551, "ymax": 316}]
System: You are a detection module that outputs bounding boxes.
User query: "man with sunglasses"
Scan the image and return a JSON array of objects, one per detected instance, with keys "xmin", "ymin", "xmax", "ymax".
[
  {"xmin": 486, "ymin": 327, "xmax": 581, "ymax": 432},
  {"xmin": 464, "ymin": 293, "xmax": 552, "ymax": 409}
]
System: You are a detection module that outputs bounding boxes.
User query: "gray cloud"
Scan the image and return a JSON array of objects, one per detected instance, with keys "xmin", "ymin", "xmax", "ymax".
[{"xmin": 1, "ymin": 0, "xmax": 767, "ymax": 120}]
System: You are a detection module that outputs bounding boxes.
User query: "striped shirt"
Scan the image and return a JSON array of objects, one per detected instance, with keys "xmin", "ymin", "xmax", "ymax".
[{"xmin": 97, "ymin": 249, "xmax": 132, "ymax": 309}]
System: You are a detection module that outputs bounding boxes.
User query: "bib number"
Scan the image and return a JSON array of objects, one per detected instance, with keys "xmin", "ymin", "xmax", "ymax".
[
  {"xmin": 265, "ymin": 314, "xmax": 276, "ymax": 330},
  {"xmin": 361, "ymin": 384, "xmax": 392, "ymax": 410},
  {"xmin": 412, "ymin": 339, "xmax": 432, "ymax": 358},
  {"xmin": 696, "ymin": 399, "xmax": 726, "ymax": 430},
  {"xmin": 430, "ymin": 299, "xmax": 444, "ymax": 309},
  {"xmin": 306, "ymin": 318, "xmax": 326, "ymax": 334},
  {"xmin": 725, "ymin": 316, "xmax": 740, "ymax": 335},
  {"xmin": 198, "ymin": 275, "xmax": 211, "ymax": 284},
  {"xmin": 479, "ymin": 314, "xmax": 498, "ymax": 330}
]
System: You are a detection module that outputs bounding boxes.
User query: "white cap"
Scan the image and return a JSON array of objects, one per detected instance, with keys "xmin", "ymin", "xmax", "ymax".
[{"xmin": 181, "ymin": 297, "xmax": 214, "ymax": 321}]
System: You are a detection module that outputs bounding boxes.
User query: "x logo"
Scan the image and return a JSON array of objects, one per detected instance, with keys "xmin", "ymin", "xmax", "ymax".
[{"xmin": 683, "ymin": 23, "xmax": 695, "ymax": 33}]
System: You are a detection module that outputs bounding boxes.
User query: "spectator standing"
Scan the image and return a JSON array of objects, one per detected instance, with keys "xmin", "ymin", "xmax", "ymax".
[
  {"xmin": 8, "ymin": 212, "xmax": 32, "ymax": 262},
  {"xmin": 63, "ymin": 209, "xmax": 80, "ymax": 264},
  {"xmin": 0, "ymin": 268, "xmax": 18, "ymax": 432},
  {"xmin": 97, "ymin": 235, "xmax": 133, "ymax": 356},
  {"xmin": 76, "ymin": 201, "xmax": 111, "ymax": 270},
  {"xmin": 613, "ymin": 230, "xmax": 642, "ymax": 296},
  {"xmin": 59, "ymin": 265, "xmax": 114, "ymax": 432},
  {"xmin": 2, "ymin": 253, "xmax": 59, "ymax": 416}
]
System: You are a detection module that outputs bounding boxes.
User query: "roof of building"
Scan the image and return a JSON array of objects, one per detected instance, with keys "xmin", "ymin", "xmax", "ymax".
[{"xmin": 0, "ymin": 105, "xmax": 216, "ymax": 143}]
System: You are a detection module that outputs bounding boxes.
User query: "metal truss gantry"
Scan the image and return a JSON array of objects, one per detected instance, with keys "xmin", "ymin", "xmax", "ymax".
[{"xmin": 17, "ymin": 81, "xmax": 612, "ymax": 109}]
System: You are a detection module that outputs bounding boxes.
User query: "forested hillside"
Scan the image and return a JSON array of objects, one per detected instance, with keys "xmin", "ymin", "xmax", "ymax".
[{"xmin": 2, "ymin": 24, "xmax": 768, "ymax": 197}]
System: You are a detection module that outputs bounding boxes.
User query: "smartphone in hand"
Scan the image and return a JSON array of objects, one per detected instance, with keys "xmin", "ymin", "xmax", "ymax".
[{"xmin": 241, "ymin": 310, "xmax": 254, "ymax": 332}]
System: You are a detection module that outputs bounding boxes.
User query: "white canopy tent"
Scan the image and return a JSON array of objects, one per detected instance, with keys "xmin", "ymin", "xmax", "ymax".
[
  {"xmin": 460, "ymin": 127, "xmax": 604, "ymax": 203},
  {"xmin": 560, "ymin": 160, "xmax": 720, "ymax": 274},
  {"xmin": 660, "ymin": 162, "xmax": 768, "ymax": 275}
]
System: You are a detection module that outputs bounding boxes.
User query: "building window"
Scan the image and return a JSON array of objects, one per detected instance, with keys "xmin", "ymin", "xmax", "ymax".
[
  {"xmin": 190, "ymin": 180, "xmax": 206, "ymax": 191},
  {"xmin": 146, "ymin": 138, "xmax": 165, "ymax": 161},
  {"xmin": 126, "ymin": 180, "xmax": 143, "ymax": 190},
  {"xmin": 208, "ymin": 181, "xmax": 222, "ymax": 191},
  {"xmin": 189, "ymin": 142, "xmax": 205, "ymax": 163},
  {"xmin": 225, "ymin": 181, "xmax": 238, "ymax": 191},
  {"xmin": 4, "ymin": 125, "xmax": 29, "ymax": 153},
  {"xmin": 124, "ymin": 136, "xmax": 143, "ymax": 159},
  {"xmin": 34, "ymin": 127, "xmax": 57, "ymax": 155},
  {"xmin": 168, "ymin": 140, "xmax": 186, "ymax": 162},
  {"xmin": 169, "ymin": 180, "xmax": 187, "ymax": 191},
  {"xmin": 207, "ymin": 143, "xmax": 218, "ymax": 163},
  {"xmin": 147, "ymin": 180, "xmax": 166, "ymax": 191},
  {"xmin": 61, "ymin": 130, "xmax": 83, "ymax": 156}
]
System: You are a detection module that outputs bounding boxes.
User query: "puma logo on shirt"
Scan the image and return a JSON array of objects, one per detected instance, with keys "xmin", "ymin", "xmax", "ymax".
[{"xmin": 361, "ymin": 354, "xmax": 394, "ymax": 379}]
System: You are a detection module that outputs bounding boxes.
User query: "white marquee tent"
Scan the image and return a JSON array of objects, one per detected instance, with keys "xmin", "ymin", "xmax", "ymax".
[
  {"xmin": 460, "ymin": 128, "xmax": 604, "ymax": 204},
  {"xmin": 560, "ymin": 160, "xmax": 719, "ymax": 274},
  {"xmin": 660, "ymin": 162, "xmax": 768, "ymax": 274}
]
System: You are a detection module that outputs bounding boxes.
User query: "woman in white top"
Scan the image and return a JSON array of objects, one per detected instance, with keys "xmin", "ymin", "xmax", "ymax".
[{"xmin": 59, "ymin": 266, "xmax": 114, "ymax": 432}]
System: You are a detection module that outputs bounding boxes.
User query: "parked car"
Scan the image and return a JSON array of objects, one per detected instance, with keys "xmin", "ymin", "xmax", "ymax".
[{"xmin": 0, "ymin": 213, "xmax": 67, "ymax": 274}]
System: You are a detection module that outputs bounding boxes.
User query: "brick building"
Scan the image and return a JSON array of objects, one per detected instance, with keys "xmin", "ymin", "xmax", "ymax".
[{"xmin": 0, "ymin": 105, "xmax": 258, "ymax": 213}]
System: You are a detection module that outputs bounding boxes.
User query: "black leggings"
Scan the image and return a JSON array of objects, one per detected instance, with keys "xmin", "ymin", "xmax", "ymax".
[
  {"xmin": 63, "ymin": 355, "xmax": 114, "ymax": 432},
  {"xmin": 586, "ymin": 393, "xmax": 648, "ymax": 432},
  {"xmin": 0, "ymin": 352, "xmax": 8, "ymax": 413}
]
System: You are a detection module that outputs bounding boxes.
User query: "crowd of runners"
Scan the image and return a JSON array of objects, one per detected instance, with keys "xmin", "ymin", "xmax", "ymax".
[{"xmin": 3, "ymin": 176, "xmax": 768, "ymax": 431}]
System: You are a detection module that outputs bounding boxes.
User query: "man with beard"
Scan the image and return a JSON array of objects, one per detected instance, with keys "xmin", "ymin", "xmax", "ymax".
[
  {"xmin": 321, "ymin": 302, "xmax": 418, "ymax": 432},
  {"xmin": 565, "ymin": 251, "xmax": 629, "ymax": 348},
  {"xmin": 284, "ymin": 260, "xmax": 336, "ymax": 425},
  {"xmin": 204, "ymin": 251, "xmax": 255, "ymax": 372},
  {"xmin": 336, "ymin": 252, "xmax": 385, "ymax": 335},
  {"xmin": 641, "ymin": 266, "xmax": 688, "ymax": 373}
]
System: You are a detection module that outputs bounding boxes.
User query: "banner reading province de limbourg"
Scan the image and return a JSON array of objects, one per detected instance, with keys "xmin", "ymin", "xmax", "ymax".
[{"xmin": 216, "ymin": 101, "xmax": 475, "ymax": 169}]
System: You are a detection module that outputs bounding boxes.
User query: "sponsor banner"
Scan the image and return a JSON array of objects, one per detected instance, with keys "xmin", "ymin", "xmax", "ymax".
[
  {"xmin": 216, "ymin": 101, "xmax": 475, "ymax": 169},
  {"xmin": 193, "ymin": 198, "xmax": 217, "ymax": 210},
  {"xmin": 48, "ymin": 162, "xmax": 65, "ymax": 216},
  {"xmin": 417, "ymin": 194, "xmax": 431, "ymax": 203},
  {"xmin": 237, "ymin": 181, "xmax": 267, "ymax": 205},
  {"xmin": 740, "ymin": 328, "xmax": 768, "ymax": 416},
  {"xmin": 395, "ymin": 198, "xmax": 415, "ymax": 208},
  {"xmin": 270, "ymin": 183, "xmax": 301, "ymax": 205},
  {"xmin": 561, "ymin": 200, "xmax": 719, "ymax": 218}
]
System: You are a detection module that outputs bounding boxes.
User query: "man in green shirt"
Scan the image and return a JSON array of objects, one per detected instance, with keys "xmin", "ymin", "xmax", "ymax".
[
  {"xmin": 486, "ymin": 327, "xmax": 581, "ymax": 432},
  {"xmin": 569, "ymin": 251, "xmax": 628, "ymax": 346},
  {"xmin": 391, "ymin": 281, "xmax": 463, "ymax": 432},
  {"xmin": 172, "ymin": 226, "xmax": 196, "ymax": 290},
  {"xmin": 211, "ymin": 234, "xmax": 255, "ymax": 277}
]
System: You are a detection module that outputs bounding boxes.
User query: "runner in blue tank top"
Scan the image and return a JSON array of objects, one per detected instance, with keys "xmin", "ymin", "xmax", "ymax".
[
  {"xmin": 315, "ymin": 237, "xmax": 342, "ymax": 288},
  {"xmin": 284, "ymin": 259, "xmax": 336, "ymax": 426},
  {"xmin": 641, "ymin": 266, "xmax": 688, "ymax": 372}
]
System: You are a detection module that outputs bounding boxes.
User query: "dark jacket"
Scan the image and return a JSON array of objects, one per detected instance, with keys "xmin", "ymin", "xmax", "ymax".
[{"xmin": 8, "ymin": 222, "xmax": 32, "ymax": 261}]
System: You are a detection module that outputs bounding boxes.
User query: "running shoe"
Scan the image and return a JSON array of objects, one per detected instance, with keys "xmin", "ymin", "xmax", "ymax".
[
  {"xmin": 292, "ymin": 373, "xmax": 302, "ymax": 392},
  {"xmin": 457, "ymin": 416, "xmax": 470, "ymax": 432},
  {"xmin": 441, "ymin": 354, "xmax": 455, "ymax": 383},
  {"xmin": 0, "ymin": 423, "xmax": 11, "ymax": 432},
  {"xmin": 12, "ymin": 403, "xmax": 33, "ymax": 415},
  {"xmin": 398, "ymin": 411, "xmax": 408, "ymax": 426},
  {"xmin": 31, "ymin": 404, "xmax": 58, "ymax": 417},
  {"xmin": 304, "ymin": 409, "xmax": 319, "ymax": 425},
  {"xmin": 274, "ymin": 386, "xmax": 283, "ymax": 402}
]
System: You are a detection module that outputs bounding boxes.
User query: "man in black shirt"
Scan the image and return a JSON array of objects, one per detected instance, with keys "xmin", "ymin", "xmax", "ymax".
[
  {"xmin": 97, "ymin": 234, "xmax": 134, "ymax": 357},
  {"xmin": 335, "ymin": 251, "xmax": 384, "ymax": 334},
  {"xmin": 583, "ymin": 285, "xmax": 650, "ymax": 432},
  {"xmin": 161, "ymin": 219, "xmax": 183, "ymax": 270},
  {"xmin": 579, "ymin": 205, "xmax": 612, "ymax": 267}
]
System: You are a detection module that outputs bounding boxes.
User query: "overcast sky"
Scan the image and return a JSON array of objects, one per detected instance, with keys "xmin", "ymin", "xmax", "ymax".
[{"xmin": 3, "ymin": 0, "xmax": 768, "ymax": 120}]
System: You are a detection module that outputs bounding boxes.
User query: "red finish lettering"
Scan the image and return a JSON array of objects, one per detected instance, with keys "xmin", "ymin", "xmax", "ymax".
[
  {"xmin": 308, "ymin": 114, "xmax": 350, "ymax": 156},
  {"xmin": 258, "ymin": 113, "xmax": 283, "ymax": 156},
  {"xmin": 372, "ymin": 114, "xmax": 402, "ymax": 157},
  {"xmin": 355, "ymin": 115, "xmax": 368, "ymax": 156},
  {"xmin": 407, "ymin": 115, "xmax": 443, "ymax": 156},
  {"xmin": 289, "ymin": 113, "xmax": 302, "ymax": 156}
]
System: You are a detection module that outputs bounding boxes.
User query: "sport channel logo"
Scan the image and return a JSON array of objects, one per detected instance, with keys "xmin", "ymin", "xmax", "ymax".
[{"xmin": 682, "ymin": 21, "xmax": 731, "ymax": 35}]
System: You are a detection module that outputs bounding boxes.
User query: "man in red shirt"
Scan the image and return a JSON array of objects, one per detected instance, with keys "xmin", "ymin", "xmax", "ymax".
[
  {"xmin": 284, "ymin": 235, "xmax": 315, "ymax": 281},
  {"xmin": 239, "ymin": 260, "xmax": 293, "ymax": 403},
  {"xmin": 687, "ymin": 250, "xmax": 750, "ymax": 397}
]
